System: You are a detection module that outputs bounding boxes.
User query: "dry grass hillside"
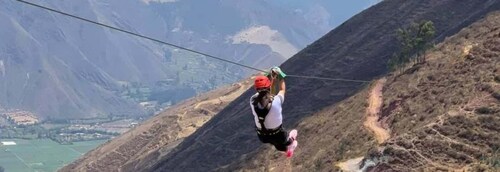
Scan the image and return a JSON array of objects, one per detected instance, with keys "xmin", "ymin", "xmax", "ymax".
[
  {"xmin": 60, "ymin": 78, "xmax": 253, "ymax": 172},
  {"xmin": 148, "ymin": 1, "xmax": 500, "ymax": 171},
  {"xmin": 235, "ymin": 11, "xmax": 500, "ymax": 172},
  {"xmin": 370, "ymin": 11, "xmax": 500, "ymax": 171}
]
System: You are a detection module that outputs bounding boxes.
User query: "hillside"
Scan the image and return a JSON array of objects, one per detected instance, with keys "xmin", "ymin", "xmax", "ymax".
[
  {"xmin": 146, "ymin": 0, "xmax": 500, "ymax": 171},
  {"xmin": 61, "ymin": 0, "xmax": 500, "ymax": 171},
  {"xmin": 60, "ymin": 78, "xmax": 253, "ymax": 171},
  {"xmin": 236, "ymin": 11, "xmax": 500, "ymax": 172},
  {"xmin": 367, "ymin": 12, "xmax": 500, "ymax": 171}
]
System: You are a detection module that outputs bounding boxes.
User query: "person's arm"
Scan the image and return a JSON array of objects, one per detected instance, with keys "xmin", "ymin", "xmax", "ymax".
[
  {"xmin": 276, "ymin": 79, "xmax": 285, "ymax": 105},
  {"xmin": 270, "ymin": 67, "xmax": 286, "ymax": 101},
  {"xmin": 278, "ymin": 79, "xmax": 285, "ymax": 96}
]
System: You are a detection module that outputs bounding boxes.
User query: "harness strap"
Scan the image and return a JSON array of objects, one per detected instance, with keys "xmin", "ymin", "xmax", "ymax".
[
  {"xmin": 256, "ymin": 124, "xmax": 283, "ymax": 136},
  {"xmin": 252, "ymin": 96, "xmax": 274, "ymax": 133}
]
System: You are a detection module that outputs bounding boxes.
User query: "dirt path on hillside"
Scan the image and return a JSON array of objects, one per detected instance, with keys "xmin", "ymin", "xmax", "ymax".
[
  {"xmin": 337, "ymin": 78, "xmax": 390, "ymax": 171},
  {"xmin": 194, "ymin": 83, "xmax": 246, "ymax": 109},
  {"xmin": 337, "ymin": 157, "xmax": 364, "ymax": 172},
  {"xmin": 364, "ymin": 78, "xmax": 390, "ymax": 144}
]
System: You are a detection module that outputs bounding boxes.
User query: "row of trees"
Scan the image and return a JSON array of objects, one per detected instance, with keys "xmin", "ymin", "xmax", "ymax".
[
  {"xmin": 0, "ymin": 125, "xmax": 48, "ymax": 139},
  {"xmin": 388, "ymin": 20, "xmax": 436, "ymax": 71}
]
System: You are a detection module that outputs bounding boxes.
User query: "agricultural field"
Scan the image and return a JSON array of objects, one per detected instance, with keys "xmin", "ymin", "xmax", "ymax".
[{"xmin": 0, "ymin": 139, "xmax": 105, "ymax": 172}]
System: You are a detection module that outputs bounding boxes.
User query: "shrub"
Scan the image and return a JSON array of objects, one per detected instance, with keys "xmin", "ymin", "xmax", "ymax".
[
  {"xmin": 475, "ymin": 107, "xmax": 496, "ymax": 114},
  {"xmin": 493, "ymin": 92, "xmax": 500, "ymax": 101}
]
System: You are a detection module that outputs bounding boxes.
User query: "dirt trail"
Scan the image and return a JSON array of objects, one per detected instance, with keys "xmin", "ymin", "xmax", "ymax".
[
  {"xmin": 337, "ymin": 78, "xmax": 390, "ymax": 171},
  {"xmin": 337, "ymin": 157, "xmax": 364, "ymax": 172},
  {"xmin": 364, "ymin": 78, "xmax": 390, "ymax": 144}
]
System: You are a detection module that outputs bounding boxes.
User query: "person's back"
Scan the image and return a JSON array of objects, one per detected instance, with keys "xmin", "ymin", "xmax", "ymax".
[
  {"xmin": 250, "ymin": 90, "xmax": 283, "ymax": 130},
  {"xmin": 249, "ymin": 67, "xmax": 298, "ymax": 157}
]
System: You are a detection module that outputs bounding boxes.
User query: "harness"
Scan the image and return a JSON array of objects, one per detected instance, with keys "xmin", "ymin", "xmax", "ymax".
[{"xmin": 252, "ymin": 96, "xmax": 281, "ymax": 135}]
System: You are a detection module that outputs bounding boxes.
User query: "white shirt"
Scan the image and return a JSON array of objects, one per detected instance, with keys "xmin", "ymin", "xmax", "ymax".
[{"xmin": 250, "ymin": 92, "xmax": 284, "ymax": 129}]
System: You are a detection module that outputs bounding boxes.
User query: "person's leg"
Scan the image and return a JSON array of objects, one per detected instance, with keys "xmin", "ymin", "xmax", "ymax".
[
  {"xmin": 270, "ymin": 130, "xmax": 291, "ymax": 152},
  {"xmin": 257, "ymin": 133, "xmax": 270, "ymax": 143}
]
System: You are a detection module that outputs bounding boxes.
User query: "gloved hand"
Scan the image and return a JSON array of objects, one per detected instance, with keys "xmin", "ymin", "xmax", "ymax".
[{"xmin": 270, "ymin": 66, "xmax": 286, "ymax": 79}]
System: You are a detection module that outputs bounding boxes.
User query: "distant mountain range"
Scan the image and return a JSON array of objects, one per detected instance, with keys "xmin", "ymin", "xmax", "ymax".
[{"xmin": 0, "ymin": 0, "xmax": 377, "ymax": 120}]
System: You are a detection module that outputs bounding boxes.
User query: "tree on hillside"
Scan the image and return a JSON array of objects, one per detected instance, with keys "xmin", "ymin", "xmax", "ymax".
[
  {"xmin": 414, "ymin": 21, "xmax": 436, "ymax": 62},
  {"xmin": 388, "ymin": 20, "xmax": 436, "ymax": 71}
]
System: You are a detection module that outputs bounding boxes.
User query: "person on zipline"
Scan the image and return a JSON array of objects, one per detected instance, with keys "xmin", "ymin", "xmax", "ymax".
[{"xmin": 250, "ymin": 67, "xmax": 298, "ymax": 157}]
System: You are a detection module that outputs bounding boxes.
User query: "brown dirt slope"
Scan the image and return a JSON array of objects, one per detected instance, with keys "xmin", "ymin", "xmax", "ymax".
[
  {"xmin": 149, "ymin": 1, "xmax": 500, "ymax": 171},
  {"xmin": 365, "ymin": 78, "xmax": 390, "ymax": 144},
  {"xmin": 59, "ymin": 78, "xmax": 252, "ymax": 172},
  {"xmin": 236, "ymin": 11, "xmax": 500, "ymax": 172}
]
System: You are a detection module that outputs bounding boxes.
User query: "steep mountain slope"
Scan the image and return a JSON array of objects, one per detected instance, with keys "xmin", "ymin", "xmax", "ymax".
[
  {"xmin": 145, "ymin": 0, "xmax": 500, "ymax": 171},
  {"xmin": 1, "ymin": 0, "xmax": 374, "ymax": 119},
  {"xmin": 237, "ymin": 11, "xmax": 500, "ymax": 172},
  {"xmin": 366, "ymin": 12, "xmax": 500, "ymax": 171},
  {"xmin": 61, "ymin": 78, "xmax": 253, "ymax": 172}
]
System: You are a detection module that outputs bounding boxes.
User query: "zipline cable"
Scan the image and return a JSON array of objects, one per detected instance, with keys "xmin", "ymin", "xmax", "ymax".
[
  {"xmin": 15, "ymin": 0, "xmax": 265, "ymax": 73},
  {"xmin": 16, "ymin": 0, "xmax": 370, "ymax": 83},
  {"xmin": 287, "ymin": 75, "xmax": 369, "ymax": 83}
]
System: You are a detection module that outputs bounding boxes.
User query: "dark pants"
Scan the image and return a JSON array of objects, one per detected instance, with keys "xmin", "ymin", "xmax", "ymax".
[{"xmin": 257, "ymin": 127, "xmax": 292, "ymax": 152}]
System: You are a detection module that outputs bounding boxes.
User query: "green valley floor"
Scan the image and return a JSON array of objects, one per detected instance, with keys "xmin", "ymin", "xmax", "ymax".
[{"xmin": 0, "ymin": 139, "xmax": 105, "ymax": 172}]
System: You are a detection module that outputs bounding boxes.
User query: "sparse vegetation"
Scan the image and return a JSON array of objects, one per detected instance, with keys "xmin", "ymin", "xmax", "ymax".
[
  {"xmin": 388, "ymin": 20, "xmax": 436, "ymax": 71},
  {"xmin": 494, "ymin": 76, "xmax": 500, "ymax": 83},
  {"xmin": 475, "ymin": 107, "xmax": 497, "ymax": 114},
  {"xmin": 474, "ymin": 148, "xmax": 500, "ymax": 170},
  {"xmin": 487, "ymin": 149, "xmax": 500, "ymax": 168},
  {"xmin": 493, "ymin": 92, "xmax": 500, "ymax": 101},
  {"xmin": 368, "ymin": 12, "xmax": 500, "ymax": 171}
]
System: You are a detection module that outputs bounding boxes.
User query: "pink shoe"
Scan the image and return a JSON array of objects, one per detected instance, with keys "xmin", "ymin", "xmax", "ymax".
[
  {"xmin": 289, "ymin": 129, "xmax": 297, "ymax": 140},
  {"xmin": 286, "ymin": 140, "xmax": 298, "ymax": 157},
  {"xmin": 286, "ymin": 129, "xmax": 298, "ymax": 157}
]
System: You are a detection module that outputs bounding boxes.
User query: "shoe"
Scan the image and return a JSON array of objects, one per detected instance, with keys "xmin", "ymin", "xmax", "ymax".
[
  {"xmin": 286, "ymin": 129, "xmax": 298, "ymax": 157},
  {"xmin": 286, "ymin": 140, "xmax": 298, "ymax": 157},
  {"xmin": 289, "ymin": 129, "xmax": 297, "ymax": 140}
]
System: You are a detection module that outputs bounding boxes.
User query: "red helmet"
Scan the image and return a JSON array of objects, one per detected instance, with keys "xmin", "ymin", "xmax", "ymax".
[{"xmin": 254, "ymin": 75, "xmax": 271, "ymax": 90}]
